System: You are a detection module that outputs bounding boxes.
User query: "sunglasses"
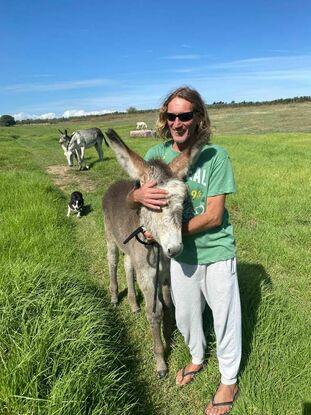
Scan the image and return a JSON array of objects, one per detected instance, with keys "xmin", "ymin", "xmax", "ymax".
[{"xmin": 166, "ymin": 111, "xmax": 194, "ymax": 122}]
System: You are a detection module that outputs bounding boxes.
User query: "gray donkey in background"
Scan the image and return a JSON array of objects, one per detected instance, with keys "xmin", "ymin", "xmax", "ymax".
[
  {"xmin": 102, "ymin": 129, "xmax": 206, "ymax": 378},
  {"xmin": 58, "ymin": 128, "xmax": 108, "ymax": 169}
]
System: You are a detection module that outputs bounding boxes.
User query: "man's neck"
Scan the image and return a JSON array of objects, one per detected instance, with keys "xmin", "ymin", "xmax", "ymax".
[{"xmin": 172, "ymin": 136, "xmax": 196, "ymax": 152}]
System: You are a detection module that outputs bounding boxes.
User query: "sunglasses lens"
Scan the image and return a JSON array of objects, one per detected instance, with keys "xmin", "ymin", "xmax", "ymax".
[
  {"xmin": 179, "ymin": 112, "xmax": 193, "ymax": 121},
  {"xmin": 166, "ymin": 113, "xmax": 176, "ymax": 121},
  {"xmin": 166, "ymin": 112, "xmax": 193, "ymax": 122}
]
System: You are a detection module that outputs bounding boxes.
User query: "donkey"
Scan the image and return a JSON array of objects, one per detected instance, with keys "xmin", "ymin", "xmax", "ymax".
[
  {"xmin": 102, "ymin": 129, "xmax": 206, "ymax": 378},
  {"xmin": 136, "ymin": 121, "xmax": 148, "ymax": 130},
  {"xmin": 58, "ymin": 129, "xmax": 79, "ymax": 167},
  {"xmin": 58, "ymin": 128, "xmax": 108, "ymax": 169}
]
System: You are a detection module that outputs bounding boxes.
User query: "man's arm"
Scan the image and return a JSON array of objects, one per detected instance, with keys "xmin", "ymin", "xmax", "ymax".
[
  {"xmin": 127, "ymin": 180, "xmax": 168, "ymax": 210},
  {"xmin": 182, "ymin": 194, "xmax": 225, "ymax": 235}
]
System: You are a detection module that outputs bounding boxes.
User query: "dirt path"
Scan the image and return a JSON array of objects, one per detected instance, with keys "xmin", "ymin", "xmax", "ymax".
[{"xmin": 47, "ymin": 165, "xmax": 97, "ymax": 192}]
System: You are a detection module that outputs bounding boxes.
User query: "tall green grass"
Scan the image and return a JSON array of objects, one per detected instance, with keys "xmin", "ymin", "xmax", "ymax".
[
  {"xmin": 0, "ymin": 110, "xmax": 310, "ymax": 415},
  {"xmin": 0, "ymin": 141, "xmax": 137, "ymax": 414}
]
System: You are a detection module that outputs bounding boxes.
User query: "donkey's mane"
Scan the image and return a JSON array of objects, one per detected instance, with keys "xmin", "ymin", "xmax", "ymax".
[{"xmin": 147, "ymin": 158, "xmax": 173, "ymax": 180}]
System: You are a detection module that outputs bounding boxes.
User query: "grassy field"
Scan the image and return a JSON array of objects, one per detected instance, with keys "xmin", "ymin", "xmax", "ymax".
[{"xmin": 0, "ymin": 102, "xmax": 310, "ymax": 415}]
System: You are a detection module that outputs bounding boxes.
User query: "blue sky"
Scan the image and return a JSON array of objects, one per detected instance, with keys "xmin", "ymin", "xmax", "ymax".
[{"xmin": 1, "ymin": 0, "xmax": 311, "ymax": 120}]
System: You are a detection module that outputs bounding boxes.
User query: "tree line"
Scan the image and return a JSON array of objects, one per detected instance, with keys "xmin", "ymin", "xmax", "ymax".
[
  {"xmin": 209, "ymin": 95, "xmax": 311, "ymax": 109},
  {"xmin": 1, "ymin": 96, "xmax": 310, "ymax": 126}
]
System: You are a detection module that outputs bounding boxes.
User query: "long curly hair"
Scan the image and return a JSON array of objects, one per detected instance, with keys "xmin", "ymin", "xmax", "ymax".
[{"xmin": 156, "ymin": 86, "xmax": 211, "ymax": 143}]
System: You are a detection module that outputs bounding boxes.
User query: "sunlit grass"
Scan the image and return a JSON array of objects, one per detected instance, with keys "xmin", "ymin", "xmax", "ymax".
[
  {"xmin": 0, "ymin": 147, "xmax": 137, "ymax": 415},
  {"xmin": 0, "ymin": 103, "xmax": 310, "ymax": 414}
]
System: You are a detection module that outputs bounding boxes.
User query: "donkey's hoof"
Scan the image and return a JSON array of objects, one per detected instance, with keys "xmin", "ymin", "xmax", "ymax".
[{"xmin": 157, "ymin": 369, "xmax": 168, "ymax": 379}]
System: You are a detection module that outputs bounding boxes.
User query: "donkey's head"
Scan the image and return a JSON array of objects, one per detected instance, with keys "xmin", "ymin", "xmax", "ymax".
[
  {"xmin": 58, "ymin": 129, "xmax": 75, "ymax": 166},
  {"xmin": 58, "ymin": 129, "xmax": 71, "ymax": 146},
  {"xmin": 105, "ymin": 129, "xmax": 206, "ymax": 258}
]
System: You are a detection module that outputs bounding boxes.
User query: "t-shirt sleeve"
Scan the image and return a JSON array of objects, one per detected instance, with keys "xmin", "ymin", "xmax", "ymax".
[
  {"xmin": 144, "ymin": 144, "xmax": 164, "ymax": 161},
  {"xmin": 144, "ymin": 147, "xmax": 155, "ymax": 161},
  {"xmin": 207, "ymin": 154, "xmax": 236, "ymax": 196}
]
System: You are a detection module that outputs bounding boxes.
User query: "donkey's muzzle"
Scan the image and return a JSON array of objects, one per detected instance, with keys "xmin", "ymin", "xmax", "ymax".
[{"xmin": 166, "ymin": 243, "xmax": 183, "ymax": 258}]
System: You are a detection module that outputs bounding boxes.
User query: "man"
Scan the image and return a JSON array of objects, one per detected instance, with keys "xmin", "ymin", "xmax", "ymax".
[{"xmin": 128, "ymin": 86, "xmax": 241, "ymax": 415}]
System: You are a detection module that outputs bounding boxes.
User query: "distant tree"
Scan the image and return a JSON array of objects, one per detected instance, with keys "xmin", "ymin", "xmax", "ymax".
[
  {"xmin": 127, "ymin": 106, "xmax": 138, "ymax": 113},
  {"xmin": 0, "ymin": 115, "xmax": 16, "ymax": 126}
]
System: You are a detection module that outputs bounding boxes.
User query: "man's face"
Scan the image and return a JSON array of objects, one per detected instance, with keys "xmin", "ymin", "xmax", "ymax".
[{"xmin": 166, "ymin": 97, "xmax": 196, "ymax": 145}]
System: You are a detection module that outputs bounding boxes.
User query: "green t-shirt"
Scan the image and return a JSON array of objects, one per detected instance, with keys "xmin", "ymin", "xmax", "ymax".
[{"xmin": 145, "ymin": 140, "xmax": 236, "ymax": 265}]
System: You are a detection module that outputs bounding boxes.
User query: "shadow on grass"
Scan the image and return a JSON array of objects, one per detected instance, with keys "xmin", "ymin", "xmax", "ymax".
[
  {"xmin": 117, "ymin": 282, "xmax": 176, "ymax": 373},
  {"xmin": 238, "ymin": 262, "xmax": 272, "ymax": 375},
  {"xmin": 86, "ymin": 283, "xmax": 159, "ymax": 415},
  {"xmin": 201, "ymin": 261, "xmax": 271, "ymax": 375},
  {"xmin": 104, "ymin": 261, "xmax": 271, "ymax": 410},
  {"xmin": 86, "ymin": 156, "xmax": 115, "ymax": 169},
  {"xmin": 82, "ymin": 204, "xmax": 92, "ymax": 216}
]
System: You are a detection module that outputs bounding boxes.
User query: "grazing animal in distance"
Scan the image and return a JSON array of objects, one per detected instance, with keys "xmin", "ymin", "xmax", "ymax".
[
  {"xmin": 58, "ymin": 128, "xmax": 108, "ymax": 169},
  {"xmin": 136, "ymin": 121, "xmax": 148, "ymax": 130},
  {"xmin": 102, "ymin": 128, "xmax": 206, "ymax": 378},
  {"xmin": 58, "ymin": 129, "xmax": 80, "ymax": 167},
  {"xmin": 67, "ymin": 191, "xmax": 84, "ymax": 218}
]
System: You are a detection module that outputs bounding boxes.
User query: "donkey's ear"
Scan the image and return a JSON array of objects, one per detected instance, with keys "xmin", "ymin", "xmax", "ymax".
[
  {"xmin": 168, "ymin": 134, "xmax": 208, "ymax": 180},
  {"xmin": 105, "ymin": 129, "xmax": 148, "ymax": 179},
  {"xmin": 58, "ymin": 129, "xmax": 64, "ymax": 134}
]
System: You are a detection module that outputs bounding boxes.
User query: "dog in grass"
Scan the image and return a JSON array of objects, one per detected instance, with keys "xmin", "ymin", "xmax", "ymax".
[{"xmin": 67, "ymin": 191, "xmax": 84, "ymax": 218}]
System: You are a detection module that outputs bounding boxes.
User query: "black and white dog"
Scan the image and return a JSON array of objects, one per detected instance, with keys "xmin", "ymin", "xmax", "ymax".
[{"xmin": 67, "ymin": 191, "xmax": 84, "ymax": 218}]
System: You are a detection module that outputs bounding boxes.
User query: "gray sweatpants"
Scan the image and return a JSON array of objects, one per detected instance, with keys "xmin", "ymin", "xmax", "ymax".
[{"xmin": 170, "ymin": 257, "xmax": 241, "ymax": 385}]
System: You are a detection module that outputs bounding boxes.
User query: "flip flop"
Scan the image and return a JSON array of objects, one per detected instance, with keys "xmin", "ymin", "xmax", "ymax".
[
  {"xmin": 205, "ymin": 385, "xmax": 239, "ymax": 415},
  {"xmin": 176, "ymin": 364, "xmax": 203, "ymax": 386}
]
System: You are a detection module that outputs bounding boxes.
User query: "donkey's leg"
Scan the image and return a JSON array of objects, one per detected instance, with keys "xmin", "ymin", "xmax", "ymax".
[
  {"xmin": 78, "ymin": 146, "xmax": 85, "ymax": 169},
  {"xmin": 138, "ymin": 271, "xmax": 167, "ymax": 378},
  {"xmin": 160, "ymin": 275, "xmax": 175, "ymax": 354},
  {"xmin": 66, "ymin": 151, "xmax": 73, "ymax": 167},
  {"xmin": 124, "ymin": 255, "xmax": 139, "ymax": 313},
  {"xmin": 159, "ymin": 257, "xmax": 171, "ymax": 308},
  {"xmin": 96, "ymin": 141, "xmax": 104, "ymax": 161},
  {"xmin": 161, "ymin": 272, "xmax": 172, "ymax": 308},
  {"xmin": 74, "ymin": 148, "xmax": 81, "ymax": 165},
  {"xmin": 107, "ymin": 239, "xmax": 119, "ymax": 305}
]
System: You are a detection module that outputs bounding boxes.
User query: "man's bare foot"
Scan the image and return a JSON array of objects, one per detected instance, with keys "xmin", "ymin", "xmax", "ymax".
[
  {"xmin": 176, "ymin": 363, "xmax": 203, "ymax": 386},
  {"xmin": 204, "ymin": 383, "xmax": 239, "ymax": 415}
]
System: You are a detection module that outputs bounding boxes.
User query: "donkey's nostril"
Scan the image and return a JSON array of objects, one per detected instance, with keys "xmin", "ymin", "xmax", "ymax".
[{"xmin": 167, "ymin": 244, "xmax": 183, "ymax": 258}]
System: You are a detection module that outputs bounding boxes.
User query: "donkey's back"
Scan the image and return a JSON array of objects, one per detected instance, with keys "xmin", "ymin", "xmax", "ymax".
[
  {"xmin": 103, "ymin": 180, "xmax": 141, "ymax": 255},
  {"xmin": 102, "ymin": 179, "xmax": 166, "ymax": 291},
  {"xmin": 72, "ymin": 127, "xmax": 104, "ymax": 147}
]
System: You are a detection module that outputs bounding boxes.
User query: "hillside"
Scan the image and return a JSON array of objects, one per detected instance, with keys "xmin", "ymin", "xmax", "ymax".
[{"xmin": 20, "ymin": 101, "xmax": 311, "ymax": 136}]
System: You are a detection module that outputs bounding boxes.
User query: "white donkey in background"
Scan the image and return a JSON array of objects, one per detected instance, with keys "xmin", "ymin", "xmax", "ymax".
[
  {"xmin": 102, "ymin": 129, "xmax": 207, "ymax": 378},
  {"xmin": 58, "ymin": 128, "xmax": 108, "ymax": 169},
  {"xmin": 136, "ymin": 121, "xmax": 148, "ymax": 130}
]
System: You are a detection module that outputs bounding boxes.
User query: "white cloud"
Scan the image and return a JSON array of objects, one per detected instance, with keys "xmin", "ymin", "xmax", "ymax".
[
  {"xmin": 13, "ymin": 112, "xmax": 56, "ymax": 120},
  {"xmin": 161, "ymin": 54, "xmax": 203, "ymax": 60},
  {"xmin": 173, "ymin": 68, "xmax": 196, "ymax": 73},
  {"xmin": 209, "ymin": 54, "xmax": 311, "ymax": 70},
  {"xmin": 4, "ymin": 78, "xmax": 114, "ymax": 93},
  {"xmin": 12, "ymin": 109, "xmax": 112, "ymax": 121},
  {"xmin": 38, "ymin": 112, "xmax": 56, "ymax": 120},
  {"xmin": 13, "ymin": 112, "xmax": 32, "ymax": 121},
  {"xmin": 7, "ymin": 54, "xmax": 311, "ymax": 118},
  {"xmin": 62, "ymin": 109, "xmax": 113, "ymax": 118}
]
